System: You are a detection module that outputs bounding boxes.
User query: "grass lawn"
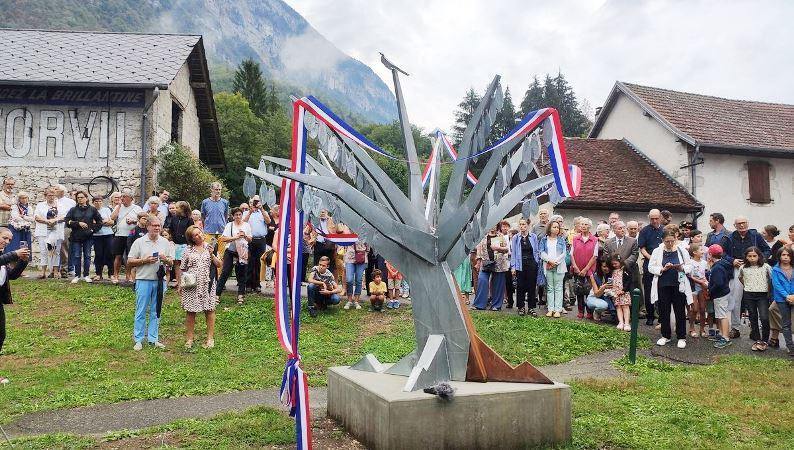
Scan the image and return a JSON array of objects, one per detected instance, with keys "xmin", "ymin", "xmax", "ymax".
[
  {"xmin": 12, "ymin": 355, "xmax": 793, "ymax": 449},
  {"xmin": 0, "ymin": 279, "xmax": 639, "ymax": 424}
]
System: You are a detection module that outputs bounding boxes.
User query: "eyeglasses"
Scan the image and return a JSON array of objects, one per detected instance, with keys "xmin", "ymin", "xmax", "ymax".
[{"xmin": 735, "ymin": 221, "xmax": 748, "ymax": 226}]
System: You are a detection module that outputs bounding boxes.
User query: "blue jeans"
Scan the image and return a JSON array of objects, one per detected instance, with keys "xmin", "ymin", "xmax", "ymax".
[
  {"xmin": 307, "ymin": 283, "xmax": 341, "ymax": 308},
  {"xmin": 779, "ymin": 301, "xmax": 794, "ymax": 350},
  {"xmin": 345, "ymin": 262, "xmax": 366, "ymax": 297},
  {"xmin": 473, "ymin": 271, "xmax": 506, "ymax": 310},
  {"xmin": 69, "ymin": 239, "xmax": 93, "ymax": 278},
  {"xmin": 586, "ymin": 295, "xmax": 615, "ymax": 313},
  {"xmin": 8, "ymin": 227, "xmax": 31, "ymax": 253},
  {"xmin": 134, "ymin": 279, "xmax": 161, "ymax": 344},
  {"xmin": 545, "ymin": 269, "xmax": 564, "ymax": 313}
]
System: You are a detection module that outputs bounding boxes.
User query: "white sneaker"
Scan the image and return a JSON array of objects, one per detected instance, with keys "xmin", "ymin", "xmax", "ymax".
[
  {"xmin": 677, "ymin": 339, "xmax": 687, "ymax": 349},
  {"xmin": 344, "ymin": 301, "xmax": 352, "ymax": 310},
  {"xmin": 0, "ymin": 376, "xmax": 9, "ymax": 385},
  {"xmin": 354, "ymin": 302, "xmax": 362, "ymax": 310},
  {"xmin": 133, "ymin": 342, "xmax": 143, "ymax": 351},
  {"xmin": 150, "ymin": 341, "xmax": 166, "ymax": 349},
  {"xmin": 656, "ymin": 337, "xmax": 670, "ymax": 346},
  {"xmin": 84, "ymin": 276, "xmax": 93, "ymax": 283},
  {"xmin": 70, "ymin": 277, "xmax": 80, "ymax": 284}
]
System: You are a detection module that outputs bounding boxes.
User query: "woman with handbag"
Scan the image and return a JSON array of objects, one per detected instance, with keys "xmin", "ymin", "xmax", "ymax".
[
  {"xmin": 215, "ymin": 208, "xmax": 253, "ymax": 304},
  {"xmin": 343, "ymin": 238, "xmax": 369, "ymax": 310},
  {"xmin": 472, "ymin": 226, "xmax": 510, "ymax": 311},
  {"xmin": 178, "ymin": 225, "xmax": 222, "ymax": 349}
]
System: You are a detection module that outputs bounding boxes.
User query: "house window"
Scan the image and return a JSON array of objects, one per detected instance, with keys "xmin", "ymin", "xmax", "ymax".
[
  {"xmin": 747, "ymin": 160, "xmax": 771, "ymax": 204},
  {"xmin": 170, "ymin": 101, "xmax": 182, "ymax": 143}
]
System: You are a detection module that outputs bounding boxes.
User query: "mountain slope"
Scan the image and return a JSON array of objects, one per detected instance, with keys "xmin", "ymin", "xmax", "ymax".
[{"xmin": 0, "ymin": 0, "xmax": 396, "ymax": 123}]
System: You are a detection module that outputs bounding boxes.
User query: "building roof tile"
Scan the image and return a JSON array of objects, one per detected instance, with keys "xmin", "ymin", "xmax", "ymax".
[
  {"xmin": 558, "ymin": 138, "xmax": 702, "ymax": 213},
  {"xmin": 0, "ymin": 29, "xmax": 200, "ymax": 86}
]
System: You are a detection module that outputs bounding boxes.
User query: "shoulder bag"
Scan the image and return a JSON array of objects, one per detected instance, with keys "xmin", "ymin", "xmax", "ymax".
[{"xmin": 481, "ymin": 236, "xmax": 497, "ymax": 272}]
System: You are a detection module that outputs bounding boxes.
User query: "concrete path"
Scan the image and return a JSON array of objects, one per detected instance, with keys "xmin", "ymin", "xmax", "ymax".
[
  {"xmin": 3, "ymin": 388, "xmax": 327, "ymax": 439},
  {"xmin": 3, "ymin": 347, "xmax": 627, "ymax": 440}
]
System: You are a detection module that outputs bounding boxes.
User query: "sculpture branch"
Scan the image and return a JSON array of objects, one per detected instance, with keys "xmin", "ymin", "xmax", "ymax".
[{"xmin": 278, "ymin": 171, "xmax": 438, "ymax": 264}]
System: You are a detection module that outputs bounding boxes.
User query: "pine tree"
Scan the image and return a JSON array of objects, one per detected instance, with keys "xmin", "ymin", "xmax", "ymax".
[
  {"xmin": 265, "ymin": 83, "xmax": 281, "ymax": 114},
  {"xmin": 518, "ymin": 72, "xmax": 592, "ymax": 137},
  {"xmin": 519, "ymin": 76, "xmax": 544, "ymax": 116},
  {"xmin": 452, "ymin": 88, "xmax": 482, "ymax": 145},
  {"xmin": 232, "ymin": 58, "xmax": 268, "ymax": 118},
  {"xmin": 488, "ymin": 86, "xmax": 517, "ymax": 146}
]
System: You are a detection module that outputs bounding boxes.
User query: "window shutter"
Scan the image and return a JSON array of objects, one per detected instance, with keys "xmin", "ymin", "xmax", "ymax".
[{"xmin": 747, "ymin": 160, "xmax": 771, "ymax": 204}]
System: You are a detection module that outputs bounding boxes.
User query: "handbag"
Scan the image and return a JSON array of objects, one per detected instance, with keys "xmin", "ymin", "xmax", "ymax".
[
  {"xmin": 354, "ymin": 244, "xmax": 366, "ymax": 264},
  {"xmin": 481, "ymin": 235, "xmax": 497, "ymax": 272},
  {"xmin": 573, "ymin": 275, "xmax": 591, "ymax": 296},
  {"xmin": 181, "ymin": 272, "xmax": 197, "ymax": 288}
]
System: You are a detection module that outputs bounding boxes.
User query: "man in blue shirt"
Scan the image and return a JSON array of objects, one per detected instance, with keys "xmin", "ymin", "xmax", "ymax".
[
  {"xmin": 638, "ymin": 209, "xmax": 664, "ymax": 325},
  {"xmin": 200, "ymin": 182, "xmax": 230, "ymax": 255},
  {"xmin": 705, "ymin": 212, "xmax": 729, "ymax": 247},
  {"xmin": 244, "ymin": 195, "xmax": 271, "ymax": 292}
]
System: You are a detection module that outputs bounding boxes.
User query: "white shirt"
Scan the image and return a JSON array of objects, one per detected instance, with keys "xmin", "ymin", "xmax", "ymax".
[
  {"xmin": 95, "ymin": 206, "xmax": 114, "ymax": 236},
  {"xmin": 115, "ymin": 203, "xmax": 143, "ymax": 237},
  {"xmin": 58, "ymin": 196, "xmax": 76, "ymax": 213},
  {"xmin": 33, "ymin": 201, "xmax": 65, "ymax": 238},
  {"xmin": 222, "ymin": 221, "xmax": 252, "ymax": 253}
]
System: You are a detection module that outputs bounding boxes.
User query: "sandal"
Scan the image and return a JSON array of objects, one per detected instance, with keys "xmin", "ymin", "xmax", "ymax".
[
  {"xmin": 700, "ymin": 330, "xmax": 709, "ymax": 338},
  {"xmin": 751, "ymin": 341, "xmax": 760, "ymax": 351},
  {"xmin": 184, "ymin": 340, "xmax": 193, "ymax": 350},
  {"xmin": 237, "ymin": 295, "xmax": 245, "ymax": 305},
  {"xmin": 203, "ymin": 339, "xmax": 215, "ymax": 349},
  {"xmin": 689, "ymin": 330, "xmax": 698, "ymax": 338},
  {"xmin": 768, "ymin": 338, "xmax": 780, "ymax": 348},
  {"xmin": 757, "ymin": 341, "xmax": 768, "ymax": 351}
]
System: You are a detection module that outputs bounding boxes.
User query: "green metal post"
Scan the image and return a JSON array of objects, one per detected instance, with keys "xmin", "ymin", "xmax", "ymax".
[{"xmin": 629, "ymin": 288, "xmax": 641, "ymax": 364}]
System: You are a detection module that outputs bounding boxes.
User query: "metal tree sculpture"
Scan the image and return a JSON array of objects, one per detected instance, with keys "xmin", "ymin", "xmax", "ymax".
[{"xmin": 247, "ymin": 56, "xmax": 577, "ymax": 391}]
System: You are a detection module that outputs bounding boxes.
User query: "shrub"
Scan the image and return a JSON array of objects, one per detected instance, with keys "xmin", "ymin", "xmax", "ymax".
[{"xmin": 155, "ymin": 143, "xmax": 226, "ymax": 210}]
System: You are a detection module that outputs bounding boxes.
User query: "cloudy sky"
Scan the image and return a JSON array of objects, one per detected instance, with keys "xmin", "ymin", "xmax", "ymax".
[{"xmin": 286, "ymin": 0, "xmax": 794, "ymax": 132}]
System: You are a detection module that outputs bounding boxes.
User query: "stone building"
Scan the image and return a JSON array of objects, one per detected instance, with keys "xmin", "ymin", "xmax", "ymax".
[
  {"xmin": 589, "ymin": 82, "xmax": 793, "ymax": 229},
  {"xmin": 0, "ymin": 29, "xmax": 224, "ymax": 201}
]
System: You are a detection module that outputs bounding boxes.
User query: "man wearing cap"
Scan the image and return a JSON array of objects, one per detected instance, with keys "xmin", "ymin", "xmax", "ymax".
[
  {"xmin": 723, "ymin": 216, "xmax": 771, "ymax": 339},
  {"xmin": 244, "ymin": 195, "xmax": 270, "ymax": 292},
  {"xmin": 638, "ymin": 209, "xmax": 664, "ymax": 325},
  {"xmin": 110, "ymin": 190, "xmax": 143, "ymax": 284}
]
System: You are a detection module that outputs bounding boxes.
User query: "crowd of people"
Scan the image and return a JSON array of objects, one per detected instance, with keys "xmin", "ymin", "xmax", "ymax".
[
  {"xmin": 1, "ymin": 175, "xmax": 793, "ymax": 386},
  {"xmin": 462, "ymin": 207, "xmax": 794, "ymax": 356}
]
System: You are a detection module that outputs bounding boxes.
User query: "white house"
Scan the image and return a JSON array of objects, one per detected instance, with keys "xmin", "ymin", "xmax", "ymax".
[
  {"xmin": 0, "ymin": 29, "xmax": 224, "ymax": 201},
  {"xmin": 589, "ymin": 81, "xmax": 794, "ymax": 229}
]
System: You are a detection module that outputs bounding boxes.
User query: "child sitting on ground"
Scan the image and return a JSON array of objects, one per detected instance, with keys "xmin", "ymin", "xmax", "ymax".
[
  {"xmin": 707, "ymin": 244, "xmax": 734, "ymax": 349},
  {"xmin": 688, "ymin": 243, "xmax": 709, "ymax": 338},
  {"xmin": 368, "ymin": 269, "xmax": 387, "ymax": 312},
  {"xmin": 386, "ymin": 260, "xmax": 402, "ymax": 309}
]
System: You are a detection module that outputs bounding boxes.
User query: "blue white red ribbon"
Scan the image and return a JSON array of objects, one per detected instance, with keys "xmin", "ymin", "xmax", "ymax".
[
  {"xmin": 312, "ymin": 224, "xmax": 359, "ymax": 246},
  {"xmin": 275, "ymin": 100, "xmax": 312, "ymax": 450}
]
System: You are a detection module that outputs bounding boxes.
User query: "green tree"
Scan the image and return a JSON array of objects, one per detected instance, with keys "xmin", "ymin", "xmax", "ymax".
[
  {"xmin": 214, "ymin": 92, "xmax": 267, "ymax": 205},
  {"xmin": 519, "ymin": 72, "xmax": 592, "ymax": 137},
  {"xmin": 358, "ymin": 121, "xmax": 434, "ymax": 196},
  {"xmin": 156, "ymin": 143, "xmax": 225, "ymax": 210},
  {"xmin": 519, "ymin": 76, "xmax": 544, "ymax": 116},
  {"xmin": 232, "ymin": 59, "xmax": 269, "ymax": 118},
  {"xmin": 451, "ymin": 88, "xmax": 481, "ymax": 145},
  {"xmin": 488, "ymin": 86, "xmax": 517, "ymax": 146}
]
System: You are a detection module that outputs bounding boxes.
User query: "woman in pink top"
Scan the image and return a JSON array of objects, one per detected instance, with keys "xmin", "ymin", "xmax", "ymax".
[{"xmin": 570, "ymin": 218, "xmax": 599, "ymax": 319}]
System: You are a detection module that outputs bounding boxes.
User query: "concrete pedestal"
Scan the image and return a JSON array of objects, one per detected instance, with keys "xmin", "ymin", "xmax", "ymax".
[{"xmin": 328, "ymin": 365, "xmax": 571, "ymax": 449}]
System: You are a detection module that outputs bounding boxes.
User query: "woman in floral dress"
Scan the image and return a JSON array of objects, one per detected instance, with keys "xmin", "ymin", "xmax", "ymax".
[{"xmin": 178, "ymin": 225, "xmax": 222, "ymax": 349}]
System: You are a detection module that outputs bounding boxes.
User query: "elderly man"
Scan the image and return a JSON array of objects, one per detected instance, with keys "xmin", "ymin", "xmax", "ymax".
[
  {"xmin": 532, "ymin": 209, "xmax": 550, "ymax": 237},
  {"xmin": 127, "ymin": 215, "xmax": 174, "ymax": 350},
  {"xmin": 56, "ymin": 184, "xmax": 77, "ymax": 277},
  {"xmin": 626, "ymin": 221, "xmax": 640, "ymax": 239},
  {"xmin": 0, "ymin": 177, "xmax": 16, "ymax": 229},
  {"xmin": 723, "ymin": 216, "xmax": 771, "ymax": 339},
  {"xmin": 638, "ymin": 209, "xmax": 664, "ymax": 325},
  {"xmin": 110, "ymin": 189, "xmax": 143, "ymax": 284}
]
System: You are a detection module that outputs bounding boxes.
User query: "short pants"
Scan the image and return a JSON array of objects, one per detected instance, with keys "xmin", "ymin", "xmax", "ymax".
[{"xmin": 713, "ymin": 294, "xmax": 730, "ymax": 319}]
